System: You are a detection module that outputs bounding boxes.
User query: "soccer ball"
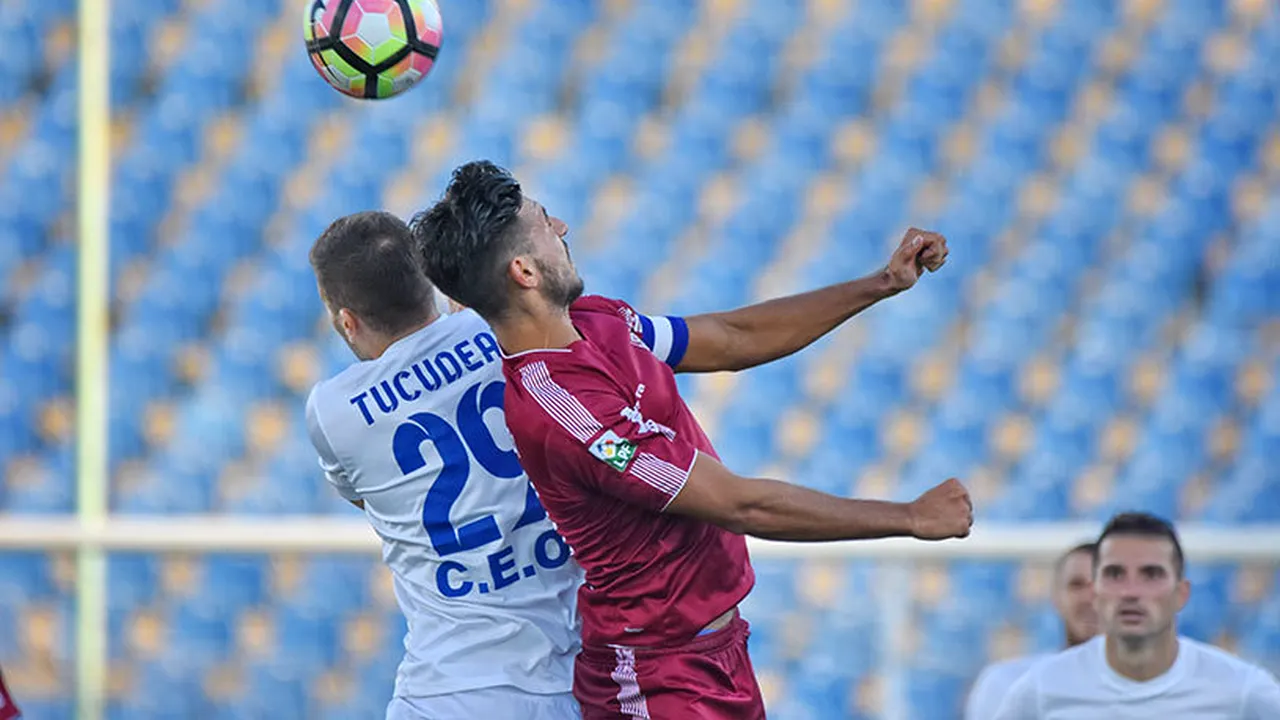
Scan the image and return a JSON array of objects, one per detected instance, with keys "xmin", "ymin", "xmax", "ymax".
[{"xmin": 303, "ymin": 0, "xmax": 443, "ymax": 100}]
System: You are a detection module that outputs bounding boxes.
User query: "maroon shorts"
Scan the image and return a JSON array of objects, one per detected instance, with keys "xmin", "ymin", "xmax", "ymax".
[{"xmin": 574, "ymin": 616, "xmax": 765, "ymax": 720}]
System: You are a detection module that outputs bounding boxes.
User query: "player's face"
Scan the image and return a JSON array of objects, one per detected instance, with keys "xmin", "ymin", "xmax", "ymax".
[
  {"xmin": 1052, "ymin": 551, "xmax": 1097, "ymax": 646},
  {"xmin": 520, "ymin": 198, "xmax": 582, "ymax": 309},
  {"xmin": 1094, "ymin": 536, "xmax": 1189, "ymax": 643}
]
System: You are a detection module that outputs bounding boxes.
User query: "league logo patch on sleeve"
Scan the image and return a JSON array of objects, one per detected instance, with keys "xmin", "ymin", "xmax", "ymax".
[{"xmin": 588, "ymin": 430, "xmax": 638, "ymax": 472}]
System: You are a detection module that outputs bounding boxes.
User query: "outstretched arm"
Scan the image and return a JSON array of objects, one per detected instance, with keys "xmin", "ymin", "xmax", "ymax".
[
  {"xmin": 674, "ymin": 228, "xmax": 948, "ymax": 373},
  {"xmin": 665, "ymin": 451, "xmax": 972, "ymax": 542}
]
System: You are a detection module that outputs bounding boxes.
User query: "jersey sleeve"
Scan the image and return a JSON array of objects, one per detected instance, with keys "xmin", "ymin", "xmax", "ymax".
[
  {"xmin": 571, "ymin": 295, "xmax": 689, "ymax": 369},
  {"xmin": 991, "ymin": 669, "xmax": 1039, "ymax": 720},
  {"xmin": 1243, "ymin": 666, "xmax": 1280, "ymax": 720},
  {"xmin": 964, "ymin": 667, "xmax": 1004, "ymax": 720},
  {"xmin": 517, "ymin": 360, "xmax": 697, "ymax": 512},
  {"xmin": 305, "ymin": 387, "xmax": 360, "ymax": 503}
]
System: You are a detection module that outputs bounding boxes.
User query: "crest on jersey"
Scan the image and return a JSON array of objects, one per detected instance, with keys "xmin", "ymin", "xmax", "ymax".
[{"xmin": 588, "ymin": 430, "xmax": 637, "ymax": 472}]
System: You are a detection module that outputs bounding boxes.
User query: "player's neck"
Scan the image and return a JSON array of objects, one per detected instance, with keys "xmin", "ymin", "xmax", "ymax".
[
  {"xmin": 491, "ymin": 305, "xmax": 581, "ymax": 356},
  {"xmin": 1105, "ymin": 630, "xmax": 1179, "ymax": 682},
  {"xmin": 365, "ymin": 310, "xmax": 439, "ymax": 359}
]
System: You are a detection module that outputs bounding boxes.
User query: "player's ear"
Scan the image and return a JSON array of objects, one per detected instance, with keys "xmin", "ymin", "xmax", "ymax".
[
  {"xmin": 336, "ymin": 307, "xmax": 360, "ymax": 337},
  {"xmin": 508, "ymin": 254, "xmax": 539, "ymax": 290},
  {"xmin": 1175, "ymin": 577, "xmax": 1190, "ymax": 611}
]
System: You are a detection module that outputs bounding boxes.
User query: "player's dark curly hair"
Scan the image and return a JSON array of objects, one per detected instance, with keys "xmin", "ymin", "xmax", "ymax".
[
  {"xmin": 410, "ymin": 160, "xmax": 528, "ymax": 320},
  {"xmin": 1094, "ymin": 512, "xmax": 1185, "ymax": 579}
]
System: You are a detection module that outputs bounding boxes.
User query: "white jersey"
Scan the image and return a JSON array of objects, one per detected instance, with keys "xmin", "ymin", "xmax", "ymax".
[
  {"xmin": 305, "ymin": 310, "xmax": 584, "ymax": 699},
  {"xmin": 993, "ymin": 636, "xmax": 1280, "ymax": 720},
  {"xmin": 966, "ymin": 654, "xmax": 1047, "ymax": 720}
]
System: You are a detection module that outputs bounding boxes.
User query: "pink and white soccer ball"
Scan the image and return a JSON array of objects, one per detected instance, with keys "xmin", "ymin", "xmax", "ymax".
[{"xmin": 303, "ymin": 0, "xmax": 443, "ymax": 99}]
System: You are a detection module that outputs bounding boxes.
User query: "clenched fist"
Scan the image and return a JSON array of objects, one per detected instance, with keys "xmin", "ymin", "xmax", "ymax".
[
  {"xmin": 908, "ymin": 478, "xmax": 973, "ymax": 541},
  {"xmin": 884, "ymin": 228, "xmax": 948, "ymax": 293}
]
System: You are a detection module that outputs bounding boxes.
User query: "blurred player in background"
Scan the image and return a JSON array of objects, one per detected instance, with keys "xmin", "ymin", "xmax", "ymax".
[
  {"xmin": 305, "ymin": 211, "xmax": 584, "ymax": 719},
  {"xmin": 0, "ymin": 666, "xmax": 20, "ymax": 720},
  {"xmin": 994, "ymin": 512, "xmax": 1280, "ymax": 719},
  {"xmin": 412, "ymin": 160, "xmax": 974, "ymax": 719},
  {"xmin": 965, "ymin": 542, "xmax": 1098, "ymax": 719}
]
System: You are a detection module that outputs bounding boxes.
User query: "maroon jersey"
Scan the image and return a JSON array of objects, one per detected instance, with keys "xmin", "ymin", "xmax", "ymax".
[
  {"xmin": 0, "ymin": 666, "xmax": 19, "ymax": 720},
  {"xmin": 501, "ymin": 296, "xmax": 755, "ymax": 648}
]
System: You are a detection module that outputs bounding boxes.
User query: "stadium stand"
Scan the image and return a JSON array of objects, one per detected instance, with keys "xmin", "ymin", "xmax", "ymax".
[{"xmin": 0, "ymin": 0, "xmax": 1277, "ymax": 717}]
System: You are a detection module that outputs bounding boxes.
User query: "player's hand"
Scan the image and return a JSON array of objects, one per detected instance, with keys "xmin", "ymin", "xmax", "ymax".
[
  {"xmin": 884, "ymin": 228, "xmax": 948, "ymax": 293},
  {"xmin": 907, "ymin": 478, "xmax": 973, "ymax": 540}
]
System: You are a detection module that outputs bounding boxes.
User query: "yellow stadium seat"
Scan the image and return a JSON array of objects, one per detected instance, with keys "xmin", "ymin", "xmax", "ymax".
[
  {"xmin": 942, "ymin": 122, "xmax": 978, "ymax": 168},
  {"xmin": 796, "ymin": 560, "xmax": 842, "ymax": 608},
  {"xmin": 1152, "ymin": 125, "xmax": 1190, "ymax": 175},
  {"xmin": 991, "ymin": 413, "xmax": 1034, "ymax": 465},
  {"xmin": 314, "ymin": 670, "xmax": 356, "ymax": 707},
  {"xmin": 1098, "ymin": 415, "xmax": 1139, "ymax": 465},
  {"xmin": 731, "ymin": 117, "xmax": 770, "ymax": 163},
  {"xmin": 698, "ymin": 173, "xmax": 740, "ymax": 225},
  {"xmin": 1235, "ymin": 358, "xmax": 1272, "ymax": 408},
  {"xmin": 237, "ymin": 609, "xmax": 275, "ymax": 661},
  {"xmin": 1232, "ymin": 0, "xmax": 1272, "ymax": 26},
  {"xmin": 108, "ymin": 663, "xmax": 136, "ymax": 700},
  {"xmin": 278, "ymin": 343, "xmax": 320, "ymax": 396},
  {"xmin": 914, "ymin": 0, "xmax": 956, "ymax": 25},
  {"xmin": 1072, "ymin": 465, "xmax": 1114, "ymax": 516},
  {"xmin": 855, "ymin": 463, "xmax": 894, "ymax": 500},
  {"xmin": 1016, "ymin": 561, "xmax": 1052, "ymax": 603},
  {"xmin": 143, "ymin": 400, "xmax": 178, "ymax": 450},
  {"xmin": 271, "ymin": 555, "xmax": 305, "ymax": 599},
  {"xmin": 832, "ymin": 119, "xmax": 876, "ymax": 168},
  {"xmin": 42, "ymin": 22, "xmax": 75, "ymax": 73},
  {"xmin": 160, "ymin": 554, "xmax": 200, "ymax": 600},
  {"xmin": 1126, "ymin": 174, "xmax": 1167, "ymax": 218},
  {"xmin": 777, "ymin": 408, "xmax": 820, "ymax": 459},
  {"xmin": 521, "ymin": 116, "xmax": 569, "ymax": 164},
  {"xmin": 1049, "ymin": 124, "xmax": 1087, "ymax": 170},
  {"xmin": 632, "ymin": 116, "xmax": 669, "ymax": 163},
  {"xmin": 343, "ymin": 614, "xmax": 385, "ymax": 661},
  {"xmin": 1180, "ymin": 473, "xmax": 1212, "ymax": 517},
  {"xmin": 126, "ymin": 609, "xmax": 166, "ymax": 660},
  {"xmin": 756, "ymin": 670, "xmax": 785, "ymax": 709},
  {"xmin": 1018, "ymin": 355, "xmax": 1060, "ymax": 407},
  {"xmin": 1182, "ymin": 80, "xmax": 1214, "ymax": 121},
  {"xmin": 987, "ymin": 622, "xmax": 1028, "ymax": 662},
  {"xmin": 203, "ymin": 664, "xmax": 243, "ymax": 702},
  {"xmin": 1124, "ymin": 0, "xmax": 1165, "ymax": 28},
  {"xmin": 1267, "ymin": 133, "xmax": 1280, "ymax": 174},
  {"xmin": 246, "ymin": 401, "xmax": 290, "ymax": 457},
  {"xmin": 1207, "ymin": 418, "xmax": 1240, "ymax": 466},
  {"xmin": 910, "ymin": 354, "xmax": 954, "ymax": 404},
  {"xmin": 1234, "ymin": 564, "xmax": 1275, "ymax": 605},
  {"xmin": 1206, "ymin": 33, "xmax": 1249, "ymax": 76},
  {"xmin": 1020, "ymin": 0, "xmax": 1060, "ymax": 24},
  {"xmin": 1232, "ymin": 177, "xmax": 1268, "ymax": 225},
  {"xmin": 150, "ymin": 17, "xmax": 191, "ymax": 75},
  {"xmin": 883, "ymin": 410, "xmax": 923, "ymax": 462},
  {"xmin": 913, "ymin": 563, "xmax": 951, "ymax": 606},
  {"xmin": 36, "ymin": 397, "xmax": 72, "ymax": 445},
  {"xmin": 855, "ymin": 673, "xmax": 885, "ymax": 718},
  {"xmin": 1128, "ymin": 355, "xmax": 1166, "ymax": 408},
  {"xmin": 779, "ymin": 612, "xmax": 814, "ymax": 662},
  {"xmin": 1018, "ymin": 174, "xmax": 1058, "ymax": 222}
]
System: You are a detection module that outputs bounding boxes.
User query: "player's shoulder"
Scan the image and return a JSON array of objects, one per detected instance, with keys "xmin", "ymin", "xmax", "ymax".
[
  {"xmin": 1180, "ymin": 636, "xmax": 1267, "ymax": 679},
  {"xmin": 1021, "ymin": 638, "xmax": 1099, "ymax": 682},
  {"xmin": 571, "ymin": 294, "xmax": 643, "ymax": 331},
  {"xmin": 980, "ymin": 653, "xmax": 1049, "ymax": 685}
]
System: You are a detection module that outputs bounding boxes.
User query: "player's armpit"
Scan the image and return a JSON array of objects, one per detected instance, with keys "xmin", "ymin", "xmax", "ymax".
[
  {"xmin": 665, "ymin": 453, "xmax": 973, "ymax": 542},
  {"xmin": 349, "ymin": 498, "xmax": 365, "ymax": 510}
]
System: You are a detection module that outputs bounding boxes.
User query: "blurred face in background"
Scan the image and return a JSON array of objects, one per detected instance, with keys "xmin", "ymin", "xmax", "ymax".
[
  {"xmin": 1052, "ymin": 550, "xmax": 1098, "ymax": 646},
  {"xmin": 1094, "ymin": 535, "xmax": 1189, "ymax": 645}
]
